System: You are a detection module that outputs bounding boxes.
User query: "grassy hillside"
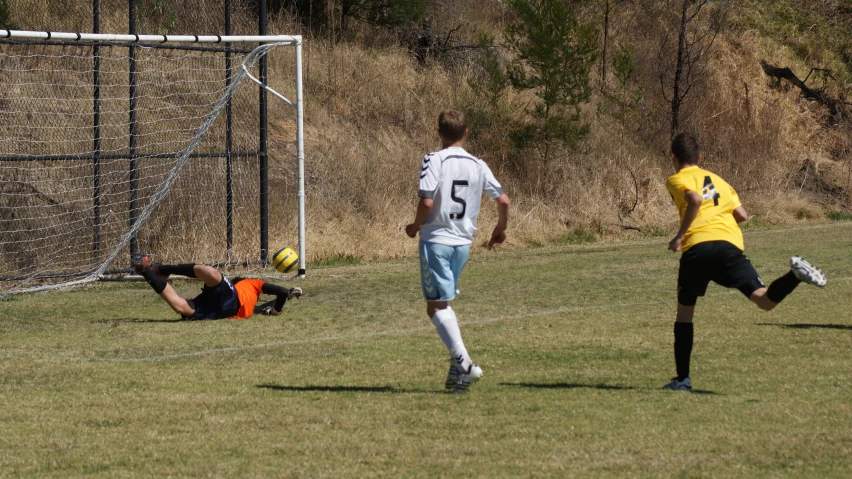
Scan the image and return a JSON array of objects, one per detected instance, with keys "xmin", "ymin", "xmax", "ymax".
[
  {"xmin": 2, "ymin": 0, "xmax": 850, "ymax": 265},
  {"xmin": 259, "ymin": 0, "xmax": 851, "ymax": 263}
]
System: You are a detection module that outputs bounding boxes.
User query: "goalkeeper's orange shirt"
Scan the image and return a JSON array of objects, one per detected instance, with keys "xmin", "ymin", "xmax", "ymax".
[
  {"xmin": 230, "ymin": 278, "xmax": 266, "ymax": 319},
  {"xmin": 665, "ymin": 165, "xmax": 744, "ymax": 252}
]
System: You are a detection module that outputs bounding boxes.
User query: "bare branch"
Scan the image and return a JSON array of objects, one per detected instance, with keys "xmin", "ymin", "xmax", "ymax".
[
  {"xmin": 615, "ymin": 165, "xmax": 641, "ymax": 232},
  {"xmin": 625, "ymin": 166, "xmax": 639, "ymax": 215},
  {"xmin": 760, "ymin": 60, "xmax": 844, "ymax": 119},
  {"xmin": 803, "ymin": 68, "xmax": 836, "ymax": 85},
  {"xmin": 442, "ymin": 24, "xmax": 462, "ymax": 51}
]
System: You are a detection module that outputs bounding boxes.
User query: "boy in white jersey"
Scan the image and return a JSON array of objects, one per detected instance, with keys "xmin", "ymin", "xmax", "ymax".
[{"xmin": 405, "ymin": 109, "xmax": 510, "ymax": 393}]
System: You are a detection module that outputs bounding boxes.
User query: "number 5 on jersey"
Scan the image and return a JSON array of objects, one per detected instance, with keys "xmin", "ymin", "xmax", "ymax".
[{"xmin": 450, "ymin": 180, "xmax": 468, "ymax": 219}]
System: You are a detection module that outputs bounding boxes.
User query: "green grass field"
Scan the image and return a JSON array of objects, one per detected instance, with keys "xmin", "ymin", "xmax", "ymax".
[{"xmin": 2, "ymin": 222, "xmax": 851, "ymax": 478}]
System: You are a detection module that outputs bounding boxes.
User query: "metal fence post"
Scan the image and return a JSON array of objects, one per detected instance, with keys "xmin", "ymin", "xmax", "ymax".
[{"xmin": 258, "ymin": 0, "xmax": 269, "ymax": 266}]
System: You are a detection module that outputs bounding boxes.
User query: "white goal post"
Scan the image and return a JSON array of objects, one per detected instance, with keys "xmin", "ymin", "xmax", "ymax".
[{"xmin": 0, "ymin": 30, "xmax": 307, "ymax": 295}]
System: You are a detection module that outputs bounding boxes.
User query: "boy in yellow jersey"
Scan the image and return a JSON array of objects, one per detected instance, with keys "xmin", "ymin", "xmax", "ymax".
[{"xmin": 663, "ymin": 133, "xmax": 826, "ymax": 392}]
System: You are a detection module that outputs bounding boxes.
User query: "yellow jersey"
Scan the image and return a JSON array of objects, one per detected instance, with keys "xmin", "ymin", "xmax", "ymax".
[{"xmin": 665, "ymin": 165, "xmax": 744, "ymax": 252}]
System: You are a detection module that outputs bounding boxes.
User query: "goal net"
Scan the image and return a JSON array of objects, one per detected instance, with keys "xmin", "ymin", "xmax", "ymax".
[{"xmin": 0, "ymin": 31, "xmax": 305, "ymax": 295}]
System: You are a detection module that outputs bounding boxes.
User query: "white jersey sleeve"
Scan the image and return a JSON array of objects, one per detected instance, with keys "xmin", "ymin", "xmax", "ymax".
[
  {"xmin": 481, "ymin": 162, "xmax": 504, "ymax": 200},
  {"xmin": 418, "ymin": 153, "xmax": 441, "ymax": 199}
]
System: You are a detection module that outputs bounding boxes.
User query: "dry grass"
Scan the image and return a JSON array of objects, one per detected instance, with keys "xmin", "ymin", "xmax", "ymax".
[
  {"xmin": 2, "ymin": 0, "xmax": 850, "ymax": 270},
  {"xmin": 260, "ymin": 1, "xmax": 849, "ymax": 264}
]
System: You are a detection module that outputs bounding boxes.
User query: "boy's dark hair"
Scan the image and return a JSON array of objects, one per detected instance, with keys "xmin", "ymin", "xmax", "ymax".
[
  {"xmin": 438, "ymin": 109, "xmax": 467, "ymax": 144},
  {"xmin": 671, "ymin": 132, "xmax": 701, "ymax": 165}
]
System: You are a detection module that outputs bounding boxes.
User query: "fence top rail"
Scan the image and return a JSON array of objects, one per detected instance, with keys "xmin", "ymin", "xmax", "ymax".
[{"xmin": 1, "ymin": 30, "xmax": 301, "ymax": 45}]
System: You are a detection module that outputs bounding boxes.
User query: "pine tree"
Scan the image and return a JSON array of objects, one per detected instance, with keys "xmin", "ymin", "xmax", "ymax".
[{"xmin": 505, "ymin": 0, "xmax": 598, "ymax": 167}]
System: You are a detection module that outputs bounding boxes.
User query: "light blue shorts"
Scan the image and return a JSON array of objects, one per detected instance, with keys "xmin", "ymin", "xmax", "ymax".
[{"xmin": 419, "ymin": 242, "xmax": 470, "ymax": 301}]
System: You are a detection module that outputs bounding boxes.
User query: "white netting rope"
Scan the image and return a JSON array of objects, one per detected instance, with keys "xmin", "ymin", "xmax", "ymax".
[
  {"xmin": 91, "ymin": 42, "xmax": 284, "ymax": 286},
  {"xmin": 0, "ymin": 41, "xmax": 288, "ymax": 295}
]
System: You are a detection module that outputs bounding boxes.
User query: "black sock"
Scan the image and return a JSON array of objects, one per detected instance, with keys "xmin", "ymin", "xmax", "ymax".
[
  {"xmin": 158, "ymin": 264, "xmax": 197, "ymax": 278},
  {"xmin": 274, "ymin": 296, "xmax": 288, "ymax": 311},
  {"xmin": 766, "ymin": 271, "xmax": 800, "ymax": 304},
  {"xmin": 141, "ymin": 268, "xmax": 167, "ymax": 294},
  {"xmin": 674, "ymin": 322, "xmax": 694, "ymax": 381}
]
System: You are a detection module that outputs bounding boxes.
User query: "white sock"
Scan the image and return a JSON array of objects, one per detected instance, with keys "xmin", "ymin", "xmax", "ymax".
[{"xmin": 431, "ymin": 306, "xmax": 472, "ymax": 372}]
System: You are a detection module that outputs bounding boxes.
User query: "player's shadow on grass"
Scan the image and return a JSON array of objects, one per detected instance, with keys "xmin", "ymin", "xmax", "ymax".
[
  {"xmin": 501, "ymin": 382, "xmax": 718, "ymax": 395},
  {"xmin": 93, "ymin": 318, "xmax": 184, "ymax": 324},
  {"xmin": 257, "ymin": 384, "xmax": 432, "ymax": 394},
  {"xmin": 758, "ymin": 323, "xmax": 852, "ymax": 331}
]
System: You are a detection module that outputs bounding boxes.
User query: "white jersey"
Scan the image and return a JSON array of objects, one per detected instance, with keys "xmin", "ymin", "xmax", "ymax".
[{"xmin": 418, "ymin": 146, "xmax": 504, "ymax": 246}]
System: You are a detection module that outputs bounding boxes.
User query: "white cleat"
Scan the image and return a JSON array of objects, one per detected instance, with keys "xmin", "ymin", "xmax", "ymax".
[
  {"xmin": 451, "ymin": 364, "xmax": 483, "ymax": 394},
  {"xmin": 790, "ymin": 256, "xmax": 827, "ymax": 287},
  {"xmin": 662, "ymin": 377, "xmax": 692, "ymax": 392}
]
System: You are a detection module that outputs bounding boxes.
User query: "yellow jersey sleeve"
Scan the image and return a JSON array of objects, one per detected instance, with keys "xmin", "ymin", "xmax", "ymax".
[{"xmin": 665, "ymin": 166, "xmax": 744, "ymax": 252}]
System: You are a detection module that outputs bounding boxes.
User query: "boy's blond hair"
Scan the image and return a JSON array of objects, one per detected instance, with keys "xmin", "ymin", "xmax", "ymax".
[{"xmin": 438, "ymin": 109, "xmax": 467, "ymax": 144}]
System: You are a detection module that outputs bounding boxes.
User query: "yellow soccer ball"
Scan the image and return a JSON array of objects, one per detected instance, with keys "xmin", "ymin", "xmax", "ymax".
[{"xmin": 272, "ymin": 247, "xmax": 299, "ymax": 274}]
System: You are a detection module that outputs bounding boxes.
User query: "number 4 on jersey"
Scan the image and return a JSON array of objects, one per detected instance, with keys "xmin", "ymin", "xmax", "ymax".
[{"xmin": 702, "ymin": 176, "xmax": 720, "ymax": 206}]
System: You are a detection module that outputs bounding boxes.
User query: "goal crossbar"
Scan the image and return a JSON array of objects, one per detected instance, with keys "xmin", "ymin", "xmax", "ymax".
[{"xmin": 1, "ymin": 29, "xmax": 301, "ymax": 45}]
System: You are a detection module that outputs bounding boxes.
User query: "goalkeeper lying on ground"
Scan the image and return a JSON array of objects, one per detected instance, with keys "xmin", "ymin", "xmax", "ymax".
[{"xmin": 132, "ymin": 254, "xmax": 301, "ymax": 320}]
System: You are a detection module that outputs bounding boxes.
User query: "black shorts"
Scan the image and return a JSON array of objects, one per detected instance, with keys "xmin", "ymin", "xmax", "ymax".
[
  {"xmin": 186, "ymin": 276, "xmax": 240, "ymax": 320},
  {"xmin": 678, "ymin": 241, "xmax": 765, "ymax": 305}
]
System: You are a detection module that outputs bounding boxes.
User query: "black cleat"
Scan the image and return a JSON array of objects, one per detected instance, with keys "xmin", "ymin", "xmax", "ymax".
[{"xmin": 130, "ymin": 253, "xmax": 150, "ymax": 274}]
